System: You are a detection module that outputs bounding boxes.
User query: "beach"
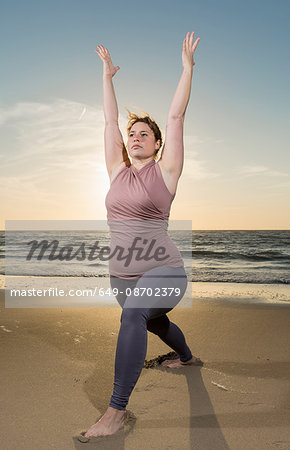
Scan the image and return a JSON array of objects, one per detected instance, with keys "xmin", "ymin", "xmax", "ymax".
[{"xmin": 0, "ymin": 280, "xmax": 290, "ymax": 450}]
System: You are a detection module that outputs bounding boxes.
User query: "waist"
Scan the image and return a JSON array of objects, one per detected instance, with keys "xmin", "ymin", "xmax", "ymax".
[
  {"xmin": 107, "ymin": 232, "xmax": 184, "ymax": 278},
  {"xmin": 107, "ymin": 219, "xmax": 169, "ymax": 234}
]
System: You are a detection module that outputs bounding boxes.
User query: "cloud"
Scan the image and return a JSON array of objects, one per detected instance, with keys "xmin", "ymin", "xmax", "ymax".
[
  {"xmin": 0, "ymin": 98, "xmax": 112, "ymax": 216},
  {"xmin": 181, "ymin": 135, "xmax": 221, "ymax": 180},
  {"xmin": 181, "ymin": 156, "xmax": 221, "ymax": 180},
  {"xmin": 0, "ymin": 99, "xmax": 218, "ymax": 181},
  {"xmin": 0, "ymin": 102, "xmax": 53, "ymax": 125},
  {"xmin": 184, "ymin": 135, "xmax": 224, "ymax": 146},
  {"xmin": 0, "ymin": 99, "xmax": 220, "ymax": 211},
  {"xmin": 239, "ymin": 165, "xmax": 289, "ymax": 178},
  {"xmin": 0, "ymin": 98, "xmax": 105, "ymax": 168},
  {"xmin": 263, "ymin": 180, "xmax": 290, "ymax": 190}
]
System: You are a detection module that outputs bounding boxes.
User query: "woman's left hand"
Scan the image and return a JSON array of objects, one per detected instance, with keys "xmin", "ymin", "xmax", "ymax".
[{"xmin": 182, "ymin": 31, "xmax": 200, "ymax": 70}]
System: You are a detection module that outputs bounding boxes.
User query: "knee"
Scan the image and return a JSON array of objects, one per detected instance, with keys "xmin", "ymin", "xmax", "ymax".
[
  {"xmin": 147, "ymin": 315, "xmax": 170, "ymax": 335},
  {"xmin": 120, "ymin": 307, "xmax": 146, "ymax": 324}
]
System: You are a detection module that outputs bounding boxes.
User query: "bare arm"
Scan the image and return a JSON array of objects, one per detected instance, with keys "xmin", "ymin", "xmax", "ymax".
[
  {"xmin": 167, "ymin": 66, "xmax": 194, "ymax": 121},
  {"xmin": 159, "ymin": 32, "xmax": 200, "ymax": 177},
  {"xmin": 95, "ymin": 45, "xmax": 129, "ymax": 176}
]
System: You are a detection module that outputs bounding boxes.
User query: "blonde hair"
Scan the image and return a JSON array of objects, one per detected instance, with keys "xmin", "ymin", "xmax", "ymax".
[{"xmin": 126, "ymin": 109, "xmax": 163, "ymax": 160}]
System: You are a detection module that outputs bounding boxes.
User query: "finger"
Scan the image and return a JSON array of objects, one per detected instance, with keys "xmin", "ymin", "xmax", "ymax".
[
  {"xmin": 186, "ymin": 31, "xmax": 191, "ymax": 51},
  {"xmin": 97, "ymin": 45, "xmax": 105, "ymax": 55},
  {"xmin": 192, "ymin": 37, "xmax": 200, "ymax": 52},
  {"xmin": 105, "ymin": 49, "xmax": 112, "ymax": 59},
  {"xmin": 99, "ymin": 45, "xmax": 106, "ymax": 54},
  {"xmin": 95, "ymin": 52, "xmax": 105, "ymax": 62},
  {"xmin": 95, "ymin": 48, "xmax": 106, "ymax": 62},
  {"xmin": 189, "ymin": 31, "xmax": 194, "ymax": 47}
]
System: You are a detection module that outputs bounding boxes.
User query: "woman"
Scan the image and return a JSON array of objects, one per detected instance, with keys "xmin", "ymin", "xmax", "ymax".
[{"xmin": 85, "ymin": 31, "xmax": 201, "ymax": 438}]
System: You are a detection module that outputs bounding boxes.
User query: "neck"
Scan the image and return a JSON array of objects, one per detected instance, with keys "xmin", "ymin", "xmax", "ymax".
[{"xmin": 131, "ymin": 158, "xmax": 155, "ymax": 171}]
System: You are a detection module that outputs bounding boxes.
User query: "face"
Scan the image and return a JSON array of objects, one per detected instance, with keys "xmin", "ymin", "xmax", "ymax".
[{"xmin": 127, "ymin": 122, "xmax": 160, "ymax": 160}]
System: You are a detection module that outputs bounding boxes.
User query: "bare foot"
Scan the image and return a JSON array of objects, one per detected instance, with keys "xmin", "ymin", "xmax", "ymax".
[
  {"xmin": 161, "ymin": 355, "xmax": 203, "ymax": 368},
  {"xmin": 84, "ymin": 406, "xmax": 126, "ymax": 437}
]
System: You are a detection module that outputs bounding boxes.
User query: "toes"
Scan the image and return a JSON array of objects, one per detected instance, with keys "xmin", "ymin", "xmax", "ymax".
[
  {"xmin": 78, "ymin": 434, "xmax": 90, "ymax": 443},
  {"xmin": 161, "ymin": 359, "xmax": 169, "ymax": 365},
  {"xmin": 162, "ymin": 361, "xmax": 179, "ymax": 368},
  {"xmin": 161, "ymin": 359, "xmax": 174, "ymax": 366}
]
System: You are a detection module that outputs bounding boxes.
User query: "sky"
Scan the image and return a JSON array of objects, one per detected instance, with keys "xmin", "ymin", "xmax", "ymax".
[{"xmin": 0, "ymin": 0, "xmax": 289, "ymax": 230}]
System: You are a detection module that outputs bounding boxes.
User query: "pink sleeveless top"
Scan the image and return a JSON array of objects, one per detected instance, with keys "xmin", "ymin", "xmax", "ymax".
[{"xmin": 105, "ymin": 159, "xmax": 184, "ymax": 278}]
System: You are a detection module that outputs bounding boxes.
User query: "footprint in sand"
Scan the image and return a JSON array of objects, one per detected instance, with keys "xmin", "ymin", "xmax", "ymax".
[
  {"xmin": 0, "ymin": 325, "xmax": 13, "ymax": 333},
  {"xmin": 73, "ymin": 335, "xmax": 86, "ymax": 344}
]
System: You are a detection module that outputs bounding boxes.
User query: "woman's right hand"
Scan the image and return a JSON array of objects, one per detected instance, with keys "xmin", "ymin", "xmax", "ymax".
[{"xmin": 95, "ymin": 45, "xmax": 120, "ymax": 78}]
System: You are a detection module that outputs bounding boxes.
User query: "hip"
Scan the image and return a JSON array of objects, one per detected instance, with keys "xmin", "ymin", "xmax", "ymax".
[{"xmin": 110, "ymin": 265, "xmax": 187, "ymax": 308}]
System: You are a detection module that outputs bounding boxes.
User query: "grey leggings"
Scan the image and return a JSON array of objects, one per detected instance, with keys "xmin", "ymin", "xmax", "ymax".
[{"xmin": 109, "ymin": 265, "xmax": 193, "ymax": 411}]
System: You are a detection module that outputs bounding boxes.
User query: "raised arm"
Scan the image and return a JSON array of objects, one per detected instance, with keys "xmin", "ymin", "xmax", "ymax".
[
  {"xmin": 95, "ymin": 45, "xmax": 130, "ymax": 178},
  {"xmin": 159, "ymin": 31, "xmax": 200, "ymax": 178}
]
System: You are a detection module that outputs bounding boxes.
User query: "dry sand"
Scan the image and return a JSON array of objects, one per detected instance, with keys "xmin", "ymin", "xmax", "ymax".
[{"xmin": 0, "ymin": 280, "xmax": 290, "ymax": 450}]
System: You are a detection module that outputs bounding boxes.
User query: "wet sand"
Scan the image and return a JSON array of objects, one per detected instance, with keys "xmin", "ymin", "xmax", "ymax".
[{"xmin": 0, "ymin": 283, "xmax": 290, "ymax": 450}]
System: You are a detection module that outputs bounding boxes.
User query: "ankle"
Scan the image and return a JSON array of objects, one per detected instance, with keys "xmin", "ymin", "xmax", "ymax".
[{"xmin": 107, "ymin": 406, "xmax": 126, "ymax": 416}]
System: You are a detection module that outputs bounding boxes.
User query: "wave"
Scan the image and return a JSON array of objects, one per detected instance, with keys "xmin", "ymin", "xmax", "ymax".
[
  {"xmin": 1, "ymin": 273, "xmax": 110, "ymax": 277},
  {"xmin": 1, "ymin": 273, "xmax": 289, "ymax": 284},
  {"xmin": 188, "ymin": 276, "xmax": 289, "ymax": 284},
  {"xmin": 181, "ymin": 250, "xmax": 290, "ymax": 262}
]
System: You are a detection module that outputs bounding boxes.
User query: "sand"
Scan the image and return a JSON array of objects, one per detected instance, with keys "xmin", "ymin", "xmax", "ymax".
[{"xmin": 0, "ymin": 280, "xmax": 290, "ymax": 450}]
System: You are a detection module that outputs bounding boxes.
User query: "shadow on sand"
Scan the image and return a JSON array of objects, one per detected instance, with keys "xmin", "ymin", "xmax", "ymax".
[{"xmin": 73, "ymin": 351, "xmax": 230, "ymax": 450}]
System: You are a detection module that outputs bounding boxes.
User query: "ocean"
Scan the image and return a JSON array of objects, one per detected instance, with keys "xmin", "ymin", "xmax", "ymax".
[{"xmin": 0, "ymin": 230, "xmax": 289, "ymax": 284}]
